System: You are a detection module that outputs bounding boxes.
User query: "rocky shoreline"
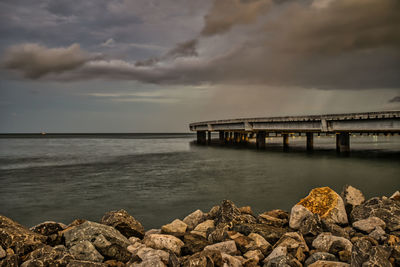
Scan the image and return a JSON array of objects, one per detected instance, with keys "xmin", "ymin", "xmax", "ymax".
[{"xmin": 1, "ymin": 185, "xmax": 400, "ymax": 267}]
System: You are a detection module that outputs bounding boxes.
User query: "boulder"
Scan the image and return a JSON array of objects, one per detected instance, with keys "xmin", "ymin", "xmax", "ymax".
[
  {"xmin": 183, "ymin": 209, "xmax": 206, "ymax": 230},
  {"xmin": 351, "ymin": 238, "xmax": 372, "ymax": 266},
  {"xmin": 204, "ymin": 240, "xmax": 237, "ymax": 255},
  {"xmin": 307, "ymin": 260, "xmax": 349, "ymax": 267},
  {"xmin": 304, "ymin": 252, "xmax": 337, "ymax": 266},
  {"xmin": 300, "ymin": 214, "xmax": 323, "ymax": 236},
  {"xmin": 232, "ymin": 223, "xmax": 288, "ymax": 244},
  {"xmin": 264, "ymin": 255, "xmax": 302, "ymax": 267},
  {"xmin": 181, "ymin": 233, "xmax": 211, "ymax": 255},
  {"xmin": 264, "ymin": 246, "xmax": 287, "ymax": 263},
  {"xmin": 258, "ymin": 209, "xmax": 289, "ymax": 227},
  {"xmin": 0, "ymin": 215, "xmax": 46, "ymax": 256},
  {"xmin": 207, "ymin": 205, "xmax": 220, "ymax": 220},
  {"xmin": 239, "ymin": 206, "xmax": 253, "ymax": 215},
  {"xmin": 69, "ymin": 241, "xmax": 104, "ymax": 262},
  {"xmin": 222, "ymin": 253, "xmax": 242, "ymax": 267},
  {"xmin": 67, "ymin": 260, "xmax": 107, "ymax": 267},
  {"xmin": 0, "ymin": 247, "xmax": 5, "ymax": 259},
  {"xmin": 248, "ymin": 233, "xmax": 272, "ymax": 255},
  {"xmin": 145, "ymin": 229, "xmax": 161, "ymax": 237},
  {"xmin": 293, "ymin": 187, "xmax": 348, "ymax": 226},
  {"xmin": 274, "ymin": 232, "xmax": 309, "ymax": 253},
  {"xmin": 233, "ymin": 235, "xmax": 254, "ymax": 253},
  {"xmin": 100, "ymin": 209, "xmax": 144, "ymax": 239},
  {"xmin": 352, "ymin": 216, "xmax": 386, "ymax": 233},
  {"xmin": 244, "ymin": 249, "xmax": 264, "ymax": 262},
  {"xmin": 215, "ymin": 200, "xmax": 241, "ymax": 225},
  {"xmin": 0, "ymin": 254, "xmax": 18, "ymax": 267},
  {"xmin": 143, "ymin": 234, "xmax": 184, "ymax": 255},
  {"xmin": 63, "ymin": 221, "xmax": 131, "ymax": 262},
  {"xmin": 350, "ymin": 197, "xmax": 400, "ymax": 231},
  {"xmin": 161, "ymin": 219, "xmax": 187, "ymax": 237},
  {"xmin": 129, "ymin": 258, "xmax": 166, "ymax": 267},
  {"xmin": 289, "ymin": 204, "xmax": 314, "ymax": 229},
  {"xmin": 341, "ymin": 185, "xmax": 365, "ymax": 214},
  {"xmin": 312, "ymin": 233, "xmax": 352, "ymax": 254},
  {"xmin": 207, "ymin": 225, "xmax": 230, "ymax": 243},
  {"xmin": 390, "ymin": 191, "xmax": 400, "ymax": 201},
  {"xmin": 321, "ymin": 221, "xmax": 350, "ymax": 239},
  {"xmin": 20, "ymin": 245, "xmax": 75, "ymax": 267},
  {"xmin": 191, "ymin": 219, "xmax": 214, "ymax": 238},
  {"xmin": 134, "ymin": 246, "xmax": 169, "ymax": 264},
  {"xmin": 361, "ymin": 245, "xmax": 392, "ymax": 267},
  {"xmin": 182, "ymin": 250, "xmax": 223, "ymax": 267},
  {"xmin": 30, "ymin": 221, "xmax": 66, "ymax": 246}
]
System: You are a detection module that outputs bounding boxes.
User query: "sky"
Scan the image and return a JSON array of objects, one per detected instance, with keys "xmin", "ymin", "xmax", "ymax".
[{"xmin": 0, "ymin": 0, "xmax": 399, "ymax": 132}]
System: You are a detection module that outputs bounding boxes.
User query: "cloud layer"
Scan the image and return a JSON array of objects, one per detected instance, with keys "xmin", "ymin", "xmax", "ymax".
[{"xmin": 1, "ymin": 0, "xmax": 400, "ymax": 90}]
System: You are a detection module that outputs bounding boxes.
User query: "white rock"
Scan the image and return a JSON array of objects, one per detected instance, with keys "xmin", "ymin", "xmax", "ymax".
[
  {"xmin": 341, "ymin": 185, "xmax": 365, "ymax": 207},
  {"xmin": 289, "ymin": 205, "xmax": 313, "ymax": 229},
  {"xmin": 352, "ymin": 216, "xmax": 386, "ymax": 233},
  {"xmin": 308, "ymin": 260, "xmax": 350, "ymax": 267},
  {"xmin": 183, "ymin": 209, "xmax": 206, "ymax": 230},
  {"xmin": 312, "ymin": 233, "xmax": 352, "ymax": 253},
  {"xmin": 161, "ymin": 219, "xmax": 187, "ymax": 236},
  {"xmin": 144, "ymin": 234, "xmax": 184, "ymax": 255},
  {"xmin": 204, "ymin": 240, "xmax": 237, "ymax": 255}
]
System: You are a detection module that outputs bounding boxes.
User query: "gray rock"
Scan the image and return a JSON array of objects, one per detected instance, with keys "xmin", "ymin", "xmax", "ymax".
[
  {"xmin": 289, "ymin": 205, "xmax": 313, "ymax": 230},
  {"xmin": 67, "ymin": 260, "xmax": 107, "ymax": 267},
  {"xmin": 308, "ymin": 260, "xmax": 349, "ymax": 267},
  {"xmin": 351, "ymin": 238, "xmax": 372, "ymax": 266},
  {"xmin": 264, "ymin": 246, "xmax": 287, "ymax": 263},
  {"xmin": 264, "ymin": 255, "xmax": 302, "ymax": 267},
  {"xmin": 350, "ymin": 197, "xmax": 400, "ymax": 231},
  {"xmin": 304, "ymin": 252, "xmax": 337, "ymax": 266},
  {"xmin": 69, "ymin": 241, "xmax": 104, "ymax": 262},
  {"xmin": 21, "ymin": 245, "xmax": 75, "ymax": 267},
  {"xmin": 361, "ymin": 245, "xmax": 392, "ymax": 267},
  {"xmin": 352, "ymin": 217, "xmax": 386, "ymax": 233},
  {"xmin": 100, "ymin": 209, "xmax": 144, "ymax": 239},
  {"xmin": 161, "ymin": 219, "xmax": 188, "ymax": 237},
  {"xmin": 369, "ymin": 226, "xmax": 387, "ymax": 242},
  {"xmin": 183, "ymin": 209, "xmax": 206, "ymax": 230},
  {"xmin": 63, "ymin": 221, "xmax": 131, "ymax": 262},
  {"xmin": 181, "ymin": 233, "xmax": 211, "ymax": 255},
  {"xmin": 341, "ymin": 185, "xmax": 365, "ymax": 214},
  {"xmin": 312, "ymin": 233, "xmax": 352, "ymax": 254},
  {"xmin": 0, "ymin": 247, "xmax": 5, "ymax": 259},
  {"xmin": 300, "ymin": 214, "xmax": 323, "ymax": 236},
  {"xmin": 133, "ymin": 246, "xmax": 170, "ymax": 265},
  {"xmin": 143, "ymin": 234, "xmax": 184, "ymax": 255},
  {"xmin": 204, "ymin": 240, "xmax": 237, "ymax": 255},
  {"xmin": 0, "ymin": 215, "xmax": 46, "ymax": 256}
]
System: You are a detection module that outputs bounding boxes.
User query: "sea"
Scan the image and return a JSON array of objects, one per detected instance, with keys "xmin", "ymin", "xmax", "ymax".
[{"xmin": 0, "ymin": 133, "xmax": 399, "ymax": 229}]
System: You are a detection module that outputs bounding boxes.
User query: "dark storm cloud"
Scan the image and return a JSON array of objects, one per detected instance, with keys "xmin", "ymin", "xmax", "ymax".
[
  {"xmin": 2, "ymin": 0, "xmax": 400, "ymax": 90},
  {"xmin": 389, "ymin": 96, "xmax": 400, "ymax": 103}
]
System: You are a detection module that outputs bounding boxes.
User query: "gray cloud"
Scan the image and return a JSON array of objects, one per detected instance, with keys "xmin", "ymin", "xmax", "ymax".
[
  {"xmin": 2, "ymin": 43, "xmax": 96, "ymax": 79},
  {"xmin": 389, "ymin": 96, "xmax": 400, "ymax": 103},
  {"xmin": 1, "ymin": 0, "xmax": 400, "ymax": 90}
]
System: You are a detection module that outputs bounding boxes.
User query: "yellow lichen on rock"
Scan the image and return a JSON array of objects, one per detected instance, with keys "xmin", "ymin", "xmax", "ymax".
[{"xmin": 297, "ymin": 187, "xmax": 338, "ymax": 218}]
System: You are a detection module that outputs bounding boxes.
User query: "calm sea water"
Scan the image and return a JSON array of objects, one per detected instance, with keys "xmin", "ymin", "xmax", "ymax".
[{"xmin": 0, "ymin": 134, "xmax": 399, "ymax": 229}]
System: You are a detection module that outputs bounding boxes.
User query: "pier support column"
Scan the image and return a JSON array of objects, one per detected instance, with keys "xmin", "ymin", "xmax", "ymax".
[
  {"xmin": 336, "ymin": 132, "xmax": 350, "ymax": 153},
  {"xmin": 229, "ymin": 132, "xmax": 233, "ymax": 143},
  {"xmin": 283, "ymin": 134, "xmax": 289, "ymax": 150},
  {"xmin": 219, "ymin": 131, "xmax": 225, "ymax": 144},
  {"xmin": 306, "ymin": 133, "xmax": 314, "ymax": 151},
  {"xmin": 256, "ymin": 131, "xmax": 266, "ymax": 149},
  {"xmin": 197, "ymin": 131, "xmax": 207, "ymax": 145},
  {"xmin": 207, "ymin": 131, "xmax": 212, "ymax": 145}
]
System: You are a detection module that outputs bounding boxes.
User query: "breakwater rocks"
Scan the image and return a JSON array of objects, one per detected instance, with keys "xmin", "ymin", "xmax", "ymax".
[{"xmin": 1, "ymin": 186, "xmax": 400, "ymax": 267}]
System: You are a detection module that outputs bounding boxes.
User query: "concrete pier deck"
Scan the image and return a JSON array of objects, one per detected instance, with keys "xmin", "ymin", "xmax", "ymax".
[{"xmin": 189, "ymin": 111, "xmax": 400, "ymax": 152}]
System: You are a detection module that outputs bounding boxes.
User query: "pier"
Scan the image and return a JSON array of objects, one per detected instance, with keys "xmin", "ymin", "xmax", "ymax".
[{"xmin": 189, "ymin": 111, "xmax": 400, "ymax": 152}]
